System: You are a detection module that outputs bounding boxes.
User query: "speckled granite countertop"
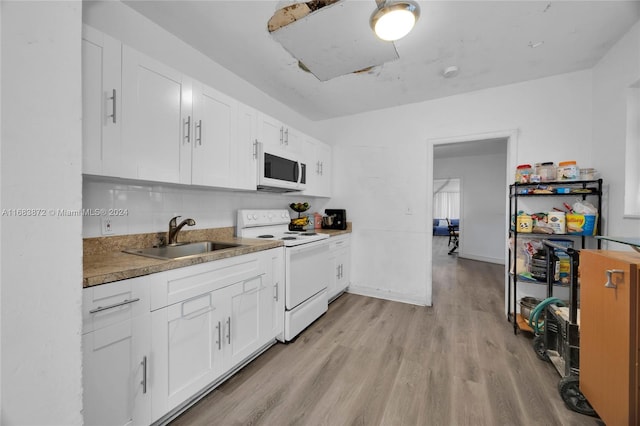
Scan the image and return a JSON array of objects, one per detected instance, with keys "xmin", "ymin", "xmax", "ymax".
[{"xmin": 83, "ymin": 224, "xmax": 352, "ymax": 288}]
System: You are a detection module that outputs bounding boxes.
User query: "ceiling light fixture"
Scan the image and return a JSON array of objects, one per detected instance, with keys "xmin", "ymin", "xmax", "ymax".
[{"xmin": 370, "ymin": 0, "xmax": 420, "ymax": 42}]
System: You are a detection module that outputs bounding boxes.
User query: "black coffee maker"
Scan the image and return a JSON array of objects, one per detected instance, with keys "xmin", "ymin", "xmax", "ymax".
[{"xmin": 322, "ymin": 209, "xmax": 347, "ymax": 230}]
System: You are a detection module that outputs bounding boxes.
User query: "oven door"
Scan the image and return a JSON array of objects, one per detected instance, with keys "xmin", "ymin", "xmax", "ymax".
[
  {"xmin": 257, "ymin": 142, "xmax": 306, "ymax": 192},
  {"xmin": 285, "ymin": 239, "xmax": 329, "ymax": 310}
]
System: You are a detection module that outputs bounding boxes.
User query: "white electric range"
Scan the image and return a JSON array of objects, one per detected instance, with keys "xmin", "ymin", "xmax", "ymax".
[{"xmin": 236, "ymin": 209, "xmax": 330, "ymax": 341}]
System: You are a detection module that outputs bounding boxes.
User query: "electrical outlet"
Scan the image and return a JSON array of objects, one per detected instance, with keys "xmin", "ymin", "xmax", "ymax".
[
  {"xmin": 101, "ymin": 217, "xmax": 114, "ymax": 235},
  {"xmin": 405, "ymin": 207, "xmax": 413, "ymax": 215}
]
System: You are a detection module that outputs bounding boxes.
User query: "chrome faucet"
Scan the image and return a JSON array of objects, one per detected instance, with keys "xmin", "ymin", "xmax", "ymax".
[{"xmin": 168, "ymin": 216, "xmax": 196, "ymax": 245}]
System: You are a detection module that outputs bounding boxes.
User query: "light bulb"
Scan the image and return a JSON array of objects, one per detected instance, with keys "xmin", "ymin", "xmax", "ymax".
[{"xmin": 371, "ymin": 2, "xmax": 420, "ymax": 42}]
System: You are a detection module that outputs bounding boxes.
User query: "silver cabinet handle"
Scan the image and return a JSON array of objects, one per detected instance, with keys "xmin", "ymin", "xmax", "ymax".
[
  {"xmin": 184, "ymin": 116, "xmax": 191, "ymax": 143},
  {"xmin": 320, "ymin": 161, "xmax": 324, "ymax": 176},
  {"xmin": 316, "ymin": 161, "xmax": 320, "ymax": 175},
  {"xmin": 253, "ymin": 139, "xmax": 258, "ymax": 159},
  {"xmin": 109, "ymin": 89, "xmax": 117, "ymax": 124},
  {"xmin": 337, "ymin": 265, "xmax": 341, "ymax": 279},
  {"xmin": 216, "ymin": 321, "xmax": 222, "ymax": 350},
  {"xmin": 89, "ymin": 298, "xmax": 140, "ymax": 314},
  {"xmin": 196, "ymin": 119, "xmax": 202, "ymax": 146},
  {"xmin": 274, "ymin": 282, "xmax": 279, "ymax": 301},
  {"xmin": 141, "ymin": 356, "xmax": 147, "ymax": 394},
  {"xmin": 226, "ymin": 317, "xmax": 231, "ymax": 344},
  {"xmin": 279, "ymin": 126, "xmax": 284, "ymax": 144},
  {"xmin": 604, "ymin": 269, "xmax": 624, "ymax": 288},
  {"xmin": 284, "ymin": 128, "xmax": 289, "ymax": 145}
]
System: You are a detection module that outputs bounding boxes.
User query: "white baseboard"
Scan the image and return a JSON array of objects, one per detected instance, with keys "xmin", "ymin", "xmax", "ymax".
[
  {"xmin": 459, "ymin": 253, "xmax": 504, "ymax": 265},
  {"xmin": 346, "ymin": 285, "xmax": 428, "ymax": 306}
]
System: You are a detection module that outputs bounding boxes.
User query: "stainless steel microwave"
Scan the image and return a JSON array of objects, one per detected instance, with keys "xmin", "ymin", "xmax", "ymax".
[{"xmin": 256, "ymin": 142, "xmax": 306, "ymax": 192}]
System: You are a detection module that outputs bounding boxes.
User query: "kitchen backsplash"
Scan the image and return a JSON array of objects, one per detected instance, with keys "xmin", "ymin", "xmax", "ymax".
[{"xmin": 83, "ymin": 177, "xmax": 327, "ymax": 238}]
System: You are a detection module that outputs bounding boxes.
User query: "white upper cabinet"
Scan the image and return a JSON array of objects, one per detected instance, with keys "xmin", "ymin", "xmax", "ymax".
[
  {"xmin": 121, "ymin": 45, "xmax": 192, "ymax": 184},
  {"xmin": 82, "ymin": 26, "xmax": 326, "ymax": 194},
  {"xmin": 303, "ymin": 137, "xmax": 332, "ymax": 197},
  {"xmin": 258, "ymin": 112, "xmax": 285, "ymax": 150},
  {"xmin": 191, "ymin": 83, "xmax": 238, "ymax": 188},
  {"xmin": 257, "ymin": 112, "xmax": 303, "ymax": 154},
  {"xmin": 234, "ymin": 102, "xmax": 259, "ymax": 190},
  {"xmin": 81, "ymin": 25, "xmax": 122, "ymax": 176}
]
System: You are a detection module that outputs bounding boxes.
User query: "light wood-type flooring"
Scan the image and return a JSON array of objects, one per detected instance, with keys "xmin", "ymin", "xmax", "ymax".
[{"xmin": 171, "ymin": 236, "xmax": 602, "ymax": 426}]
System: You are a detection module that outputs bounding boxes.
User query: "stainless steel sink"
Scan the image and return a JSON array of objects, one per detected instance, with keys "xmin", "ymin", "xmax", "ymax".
[{"xmin": 124, "ymin": 241, "xmax": 242, "ymax": 260}]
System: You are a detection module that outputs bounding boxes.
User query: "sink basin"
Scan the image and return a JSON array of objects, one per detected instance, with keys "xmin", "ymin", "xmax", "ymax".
[{"xmin": 124, "ymin": 241, "xmax": 242, "ymax": 260}]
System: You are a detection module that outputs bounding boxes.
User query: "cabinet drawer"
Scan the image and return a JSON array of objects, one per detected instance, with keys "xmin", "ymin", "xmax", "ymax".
[
  {"xmin": 151, "ymin": 251, "xmax": 267, "ymax": 311},
  {"xmin": 329, "ymin": 234, "xmax": 351, "ymax": 250},
  {"xmin": 83, "ymin": 274, "xmax": 154, "ymax": 334}
]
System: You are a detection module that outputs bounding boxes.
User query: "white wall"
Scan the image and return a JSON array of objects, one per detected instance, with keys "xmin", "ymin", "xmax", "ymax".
[
  {"xmin": 322, "ymin": 70, "xmax": 594, "ymax": 306},
  {"xmin": 434, "ymin": 151, "xmax": 507, "ymax": 264},
  {"xmin": 1, "ymin": 2, "xmax": 83, "ymax": 424},
  {"xmin": 592, "ymin": 20, "xmax": 640, "ymax": 244}
]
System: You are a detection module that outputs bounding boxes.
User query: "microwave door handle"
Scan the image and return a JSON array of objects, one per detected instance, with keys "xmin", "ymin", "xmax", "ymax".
[{"xmin": 297, "ymin": 162, "xmax": 302, "ymax": 185}]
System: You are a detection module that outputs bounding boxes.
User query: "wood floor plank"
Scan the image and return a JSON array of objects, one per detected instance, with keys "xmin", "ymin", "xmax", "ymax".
[{"xmin": 170, "ymin": 237, "xmax": 601, "ymax": 426}]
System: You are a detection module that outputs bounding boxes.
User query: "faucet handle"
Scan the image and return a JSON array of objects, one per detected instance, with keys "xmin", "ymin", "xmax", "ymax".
[{"xmin": 169, "ymin": 215, "xmax": 181, "ymax": 226}]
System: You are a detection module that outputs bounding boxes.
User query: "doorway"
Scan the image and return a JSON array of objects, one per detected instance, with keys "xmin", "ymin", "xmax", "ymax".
[{"xmin": 425, "ymin": 131, "xmax": 516, "ymax": 306}]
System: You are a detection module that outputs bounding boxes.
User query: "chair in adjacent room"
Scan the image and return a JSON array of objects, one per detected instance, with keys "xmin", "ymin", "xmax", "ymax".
[{"xmin": 446, "ymin": 218, "xmax": 459, "ymax": 255}]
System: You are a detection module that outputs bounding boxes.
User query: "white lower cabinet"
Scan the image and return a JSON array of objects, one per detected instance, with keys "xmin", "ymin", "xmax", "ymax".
[
  {"xmin": 149, "ymin": 248, "xmax": 283, "ymax": 422},
  {"xmin": 261, "ymin": 247, "xmax": 284, "ymax": 342},
  {"xmin": 82, "ymin": 248, "xmax": 285, "ymax": 425},
  {"xmin": 82, "ymin": 275, "xmax": 154, "ymax": 426},
  {"xmin": 328, "ymin": 235, "xmax": 351, "ymax": 302}
]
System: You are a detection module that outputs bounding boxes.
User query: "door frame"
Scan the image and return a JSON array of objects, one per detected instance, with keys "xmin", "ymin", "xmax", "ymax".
[{"xmin": 425, "ymin": 129, "xmax": 518, "ymax": 307}]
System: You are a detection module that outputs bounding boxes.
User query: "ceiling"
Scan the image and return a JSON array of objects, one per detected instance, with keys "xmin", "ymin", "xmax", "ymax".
[{"xmin": 123, "ymin": 1, "xmax": 640, "ymax": 121}]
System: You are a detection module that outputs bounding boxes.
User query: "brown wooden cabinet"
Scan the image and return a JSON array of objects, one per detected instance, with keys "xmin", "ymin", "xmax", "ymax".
[{"xmin": 579, "ymin": 250, "xmax": 639, "ymax": 426}]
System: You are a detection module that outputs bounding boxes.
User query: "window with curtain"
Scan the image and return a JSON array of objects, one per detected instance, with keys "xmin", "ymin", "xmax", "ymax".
[{"xmin": 433, "ymin": 178, "xmax": 460, "ymax": 218}]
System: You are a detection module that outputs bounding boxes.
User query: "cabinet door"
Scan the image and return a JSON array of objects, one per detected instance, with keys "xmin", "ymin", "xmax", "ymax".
[
  {"xmin": 226, "ymin": 277, "xmax": 262, "ymax": 367},
  {"xmin": 235, "ymin": 102, "xmax": 258, "ymax": 190},
  {"xmin": 337, "ymin": 243, "xmax": 351, "ymax": 293},
  {"xmin": 260, "ymin": 248, "xmax": 284, "ymax": 342},
  {"xmin": 315, "ymin": 141, "xmax": 332, "ymax": 197},
  {"xmin": 122, "ymin": 46, "xmax": 191, "ymax": 184},
  {"xmin": 579, "ymin": 251, "xmax": 639, "ymax": 426},
  {"xmin": 283, "ymin": 125, "xmax": 304, "ymax": 154},
  {"xmin": 327, "ymin": 250, "xmax": 340, "ymax": 301},
  {"xmin": 191, "ymin": 83, "xmax": 237, "ymax": 187},
  {"xmin": 302, "ymin": 137, "xmax": 332, "ymax": 197},
  {"xmin": 81, "ymin": 26, "xmax": 121, "ymax": 176},
  {"xmin": 151, "ymin": 291, "xmax": 224, "ymax": 420},
  {"xmin": 83, "ymin": 314, "xmax": 151, "ymax": 426},
  {"xmin": 258, "ymin": 112, "xmax": 284, "ymax": 150},
  {"xmin": 328, "ymin": 236, "xmax": 351, "ymax": 301}
]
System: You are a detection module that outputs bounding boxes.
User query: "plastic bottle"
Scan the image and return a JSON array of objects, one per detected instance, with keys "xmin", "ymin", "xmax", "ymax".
[
  {"xmin": 557, "ymin": 161, "xmax": 579, "ymax": 180},
  {"xmin": 515, "ymin": 164, "xmax": 533, "ymax": 183}
]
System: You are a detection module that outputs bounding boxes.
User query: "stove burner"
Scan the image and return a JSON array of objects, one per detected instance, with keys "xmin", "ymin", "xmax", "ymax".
[
  {"xmin": 301, "ymin": 232, "xmax": 317, "ymax": 236},
  {"xmin": 284, "ymin": 231, "xmax": 299, "ymax": 234},
  {"xmin": 281, "ymin": 236, "xmax": 298, "ymax": 240},
  {"xmin": 257, "ymin": 234, "xmax": 274, "ymax": 238}
]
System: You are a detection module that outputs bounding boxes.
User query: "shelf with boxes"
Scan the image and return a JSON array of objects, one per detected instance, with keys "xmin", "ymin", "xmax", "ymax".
[{"xmin": 507, "ymin": 178, "xmax": 603, "ymax": 334}]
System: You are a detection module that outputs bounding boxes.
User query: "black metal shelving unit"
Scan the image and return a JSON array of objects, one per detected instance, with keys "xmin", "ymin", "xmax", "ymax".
[{"xmin": 508, "ymin": 179, "xmax": 603, "ymax": 334}]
